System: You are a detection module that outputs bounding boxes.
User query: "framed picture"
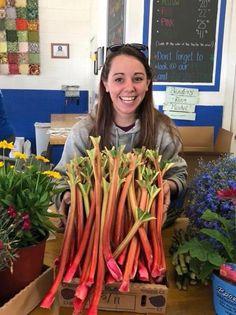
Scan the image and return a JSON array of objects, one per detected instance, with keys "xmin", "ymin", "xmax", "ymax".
[
  {"xmin": 97, "ymin": 46, "xmax": 105, "ymax": 69},
  {"xmin": 51, "ymin": 43, "xmax": 70, "ymax": 59},
  {"xmin": 94, "ymin": 51, "xmax": 98, "ymax": 75}
]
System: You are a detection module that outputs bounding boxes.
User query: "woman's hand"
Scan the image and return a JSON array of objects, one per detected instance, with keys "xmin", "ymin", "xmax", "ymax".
[
  {"xmin": 162, "ymin": 181, "xmax": 170, "ymax": 225},
  {"xmin": 162, "ymin": 180, "xmax": 178, "ymax": 225},
  {"xmin": 58, "ymin": 191, "xmax": 71, "ymax": 228}
]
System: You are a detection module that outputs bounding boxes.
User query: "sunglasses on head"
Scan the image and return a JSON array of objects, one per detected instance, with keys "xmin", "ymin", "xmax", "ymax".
[{"xmin": 106, "ymin": 43, "xmax": 149, "ymax": 61}]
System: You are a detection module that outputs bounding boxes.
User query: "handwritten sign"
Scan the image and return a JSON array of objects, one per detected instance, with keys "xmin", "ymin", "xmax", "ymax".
[
  {"xmin": 164, "ymin": 86, "xmax": 199, "ymax": 113},
  {"xmin": 150, "ymin": 0, "xmax": 219, "ymax": 83},
  {"xmin": 164, "ymin": 111, "xmax": 196, "ymax": 121},
  {"xmin": 163, "ymin": 86, "xmax": 198, "ymax": 120}
]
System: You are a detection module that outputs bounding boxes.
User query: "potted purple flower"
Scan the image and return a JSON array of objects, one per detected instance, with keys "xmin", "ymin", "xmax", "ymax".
[{"xmin": 170, "ymin": 155, "xmax": 236, "ymax": 314}]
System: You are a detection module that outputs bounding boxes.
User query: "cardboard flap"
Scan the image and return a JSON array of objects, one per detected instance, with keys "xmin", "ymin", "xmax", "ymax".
[
  {"xmin": 214, "ymin": 128, "xmax": 233, "ymax": 152},
  {"xmin": 178, "ymin": 126, "xmax": 214, "ymax": 152},
  {"xmin": 0, "ymin": 266, "xmax": 53, "ymax": 315}
]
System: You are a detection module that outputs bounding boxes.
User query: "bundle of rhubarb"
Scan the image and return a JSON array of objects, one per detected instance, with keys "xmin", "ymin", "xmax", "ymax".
[{"xmin": 41, "ymin": 137, "xmax": 172, "ymax": 315}]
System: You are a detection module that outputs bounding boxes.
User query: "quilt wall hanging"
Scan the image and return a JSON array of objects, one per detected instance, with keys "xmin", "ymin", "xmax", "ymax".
[{"xmin": 0, "ymin": 0, "xmax": 40, "ymax": 75}]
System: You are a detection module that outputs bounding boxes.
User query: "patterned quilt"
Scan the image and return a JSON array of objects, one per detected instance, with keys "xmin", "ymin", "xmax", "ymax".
[{"xmin": 0, "ymin": 0, "xmax": 40, "ymax": 75}]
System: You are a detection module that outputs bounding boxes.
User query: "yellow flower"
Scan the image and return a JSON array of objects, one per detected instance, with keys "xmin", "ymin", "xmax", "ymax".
[
  {"xmin": 42, "ymin": 170, "xmax": 62, "ymax": 179},
  {"xmin": 0, "ymin": 161, "xmax": 4, "ymax": 168},
  {"xmin": 35, "ymin": 155, "xmax": 50, "ymax": 163},
  {"xmin": 13, "ymin": 152, "xmax": 28, "ymax": 160},
  {"xmin": 0, "ymin": 140, "xmax": 14, "ymax": 150}
]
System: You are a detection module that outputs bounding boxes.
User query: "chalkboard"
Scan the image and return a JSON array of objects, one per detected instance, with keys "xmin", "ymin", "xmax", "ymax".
[
  {"xmin": 107, "ymin": 0, "xmax": 125, "ymax": 46},
  {"xmin": 150, "ymin": 0, "xmax": 220, "ymax": 84}
]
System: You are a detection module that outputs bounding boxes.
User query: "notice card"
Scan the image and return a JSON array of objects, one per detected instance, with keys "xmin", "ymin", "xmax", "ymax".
[{"xmin": 163, "ymin": 87, "xmax": 199, "ymax": 120}]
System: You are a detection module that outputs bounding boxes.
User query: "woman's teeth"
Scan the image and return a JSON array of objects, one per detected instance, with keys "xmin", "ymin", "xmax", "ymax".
[{"xmin": 120, "ymin": 96, "xmax": 136, "ymax": 102}]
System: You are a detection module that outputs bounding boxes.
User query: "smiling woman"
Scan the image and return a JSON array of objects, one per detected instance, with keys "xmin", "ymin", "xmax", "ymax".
[{"xmin": 54, "ymin": 43, "xmax": 187, "ymax": 229}]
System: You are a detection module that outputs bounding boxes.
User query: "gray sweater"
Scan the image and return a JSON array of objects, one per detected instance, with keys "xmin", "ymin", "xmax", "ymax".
[{"xmin": 55, "ymin": 115, "xmax": 187, "ymax": 201}]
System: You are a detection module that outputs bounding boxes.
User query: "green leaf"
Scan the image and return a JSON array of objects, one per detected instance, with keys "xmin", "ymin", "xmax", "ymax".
[
  {"xmin": 189, "ymin": 257, "xmax": 202, "ymax": 275},
  {"xmin": 201, "ymin": 210, "xmax": 231, "ymax": 231},
  {"xmin": 207, "ymin": 251, "xmax": 226, "ymax": 267},
  {"xmin": 137, "ymin": 207, "xmax": 155, "ymax": 222},
  {"xmin": 198, "ymin": 262, "xmax": 215, "ymax": 281},
  {"xmin": 200, "ymin": 228, "xmax": 234, "ymax": 260},
  {"xmin": 190, "ymin": 246, "xmax": 208, "ymax": 262}
]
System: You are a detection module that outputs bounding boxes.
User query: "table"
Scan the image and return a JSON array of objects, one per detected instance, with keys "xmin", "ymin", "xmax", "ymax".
[
  {"xmin": 49, "ymin": 114, "xmax": 87, "ymax": 145},
  {"xmin": 30, "ymin": 218, "xmax": 215, "ymax": 315}
]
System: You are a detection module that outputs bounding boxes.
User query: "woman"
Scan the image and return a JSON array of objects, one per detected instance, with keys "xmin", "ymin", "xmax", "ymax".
[
  {"xmin": 55, "ymin": 43, "xmax": 187, "ymax": 227},
  {"xmin": 0, "ymin": 90, "xmax": 15, "ymax": 156}
]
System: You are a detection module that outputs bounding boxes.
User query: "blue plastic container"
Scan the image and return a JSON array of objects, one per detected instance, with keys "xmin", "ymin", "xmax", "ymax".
[{"xmin": 212, "ymin": 272, "xmax": 236, "ymax": 315}]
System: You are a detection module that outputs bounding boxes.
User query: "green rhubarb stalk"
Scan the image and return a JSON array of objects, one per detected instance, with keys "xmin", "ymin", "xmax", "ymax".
[
  {"xmin": 131, "ymin": 241, "xmax": 141, "ymax": 279},
  {"xmin": 138, "ymin": 256, "xmax": 150, "ymax": 282},
  {"xmin": 114, "ymin": 153, "xmax": 137, "ymax": 247},
  {"xmin": 74, "ymin": 224, "xmax": 95, "ymax": 301},
  {"xmin": 86, "ymin": 178, "xmax": 109, "ymax": 314},
  {"xmin": 63, "ymin": 189, "xmax": 96, "ymax": 283},
  {"xmin": 41, "ymin": 163, "xmax": 78, "ymax": 308},
  {"xmin": 102, "ymin": 147, "xmax": 123, "ymax": 281},
  {"xmin": 75, "ymin": 184, "xmax": 84, "ymax": 249},
  {"xmin": 78, "ymin": 182, "xmax": 91, "ymax": 217},
  {"xmin": 113, "ymin": 208, "xmax": 155, "ymax": 259},
  {"xmin": 119, "ymin": 236, "xmax": 139, "ymax": 292},
  {"xmin": 155, "ymin": 163, "xmax": 166, "ymax": 275},
  {"xmin": 128, "ymin": 178, "xmax": 154, "ymax": 270},
  {"xmin": 86, "ymin": 137, "xmax": 102, "ymax": 285},
  {"xmin": 150, "ymin": 199, "xmax": 161, "ymax": 277}
]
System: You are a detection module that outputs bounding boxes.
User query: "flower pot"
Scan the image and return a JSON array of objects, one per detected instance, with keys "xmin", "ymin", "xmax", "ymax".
[
  {"xmin": 212, "ymin": 272, "xmax": 236, "ymax": 315},
  {"xmin": 0, "ymin": 236, "xmax": 47, "ymax": 305}
]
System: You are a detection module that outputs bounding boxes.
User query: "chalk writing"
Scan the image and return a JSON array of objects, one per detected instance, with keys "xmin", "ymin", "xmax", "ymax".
[{"xmin": 150, "ymin": 0, "xmax": 219, "ymax": 83}]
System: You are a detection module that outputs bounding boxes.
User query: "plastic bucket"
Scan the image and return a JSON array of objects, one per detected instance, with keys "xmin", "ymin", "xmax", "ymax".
[
  {"xmin": 212, "ymin": 272, "xmax": 236, "ymax": 315},
  {"xmin": 34, "ymin": 122, "xmax": 50, "ymax": 155}
]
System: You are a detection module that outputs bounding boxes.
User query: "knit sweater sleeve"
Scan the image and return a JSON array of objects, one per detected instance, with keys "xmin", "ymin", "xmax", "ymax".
[
  {"xmin": 53, "ymin": 116, "xmax": 93, "ymax": 209},
  {"xmin": 54, "ymin": 116, "xmax": 93, "ymax": 174},
  {"xmin": 157, "ymin": 126, "xmax": 188, "ymax": 197}
]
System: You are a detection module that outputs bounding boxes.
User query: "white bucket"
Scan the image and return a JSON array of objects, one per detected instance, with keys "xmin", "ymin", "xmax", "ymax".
[
  {"xmin": 9, "ymin": 137, "xmax": 25, "ymax": 158},
  {"xmin": 34, "ymin": 122, "xmax": 51, "ymax": 155}
]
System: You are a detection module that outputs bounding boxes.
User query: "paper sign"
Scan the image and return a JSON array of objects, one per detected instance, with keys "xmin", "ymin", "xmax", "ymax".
[
  {"xmin": 164, "ymin": 111, "xmax": 196, "ymax": 121},
  {"xmin": 163, "ymin": 104, "xmax": 195, "ymax": 112},
  {"xmin": 164, "ymin": 86, "xmax": 198, "ymax": 119}
]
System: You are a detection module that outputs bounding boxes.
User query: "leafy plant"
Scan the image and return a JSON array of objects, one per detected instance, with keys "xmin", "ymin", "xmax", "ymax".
[
  {"xmin": 0, "ymin": 140, "xmax": 62, "ymax": 270},
  {"xmin": 170, "ymin": 155, "xmax": 236, "ymax": 289}
]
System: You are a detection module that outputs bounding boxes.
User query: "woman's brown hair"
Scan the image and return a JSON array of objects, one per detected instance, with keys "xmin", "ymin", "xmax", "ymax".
[{"xmin": 90, "ymin": 45, "xmax": 181, "ymax": 150}]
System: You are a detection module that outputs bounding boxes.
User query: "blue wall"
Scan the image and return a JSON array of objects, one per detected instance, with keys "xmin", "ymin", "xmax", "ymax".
[
  {"xmin": 2, "ymin": 89, "xmax": 223, "ymax": 166},
  {"xmin": 159, "ymin": 105, "xmax": 223, "ymax": 141},
  {"xmin": 2, "ymin": 89, "xmax": 88, "ymax": 164}
]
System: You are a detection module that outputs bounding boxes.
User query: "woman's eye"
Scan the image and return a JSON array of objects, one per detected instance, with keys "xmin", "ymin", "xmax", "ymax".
[
  {"xmin": 114, "ymin": 77, "xmax": 123, "ymax": 83},
  {"xmin": 134, "ymin": 76, "xmax": 143, "ymax": 82}
]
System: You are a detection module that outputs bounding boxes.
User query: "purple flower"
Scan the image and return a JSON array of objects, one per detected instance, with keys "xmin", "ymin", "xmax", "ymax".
[{"xmin": 185, "ymin": 156, "xmax": 236, "ymax": 250}]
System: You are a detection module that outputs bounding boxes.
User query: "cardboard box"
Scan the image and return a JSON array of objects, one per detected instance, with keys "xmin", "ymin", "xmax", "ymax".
[
  {"xmin": 178, "ymin": 126, "xmax": 215, "ymax": 152},
  {"xmin": 178, "ymin": 127, "xmax": 233, "ymax": 182},
  {"xmin": 56, "ymin": 280, "xmax": 168, "ymax": 314},
  {"xmin": 178, "ymin": 126, "xmax": 233, "ymax": 153},
  {"xmin": 0, "ymin": 265, "xmax": 53, "ymax": 315}
]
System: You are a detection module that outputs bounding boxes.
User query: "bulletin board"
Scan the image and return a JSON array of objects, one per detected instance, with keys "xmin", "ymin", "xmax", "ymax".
[
  {"xmin": 143, "ymin": 0, "xmax": 227, "ymax": 91},
  {"xmin": 107, "ymin": 0, "xmax": 125, "ymax": 46}
]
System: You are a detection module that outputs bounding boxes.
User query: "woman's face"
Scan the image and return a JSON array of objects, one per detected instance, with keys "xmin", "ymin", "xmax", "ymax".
[{"xmin": 103, "ymin": 55, "xmax": 150, "ymax": 124}]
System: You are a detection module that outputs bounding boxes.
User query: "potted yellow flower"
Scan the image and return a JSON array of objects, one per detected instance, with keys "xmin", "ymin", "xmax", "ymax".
[{"xmin": 0, "ymin": 140, "xmax": 62, "ymax": 304}]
